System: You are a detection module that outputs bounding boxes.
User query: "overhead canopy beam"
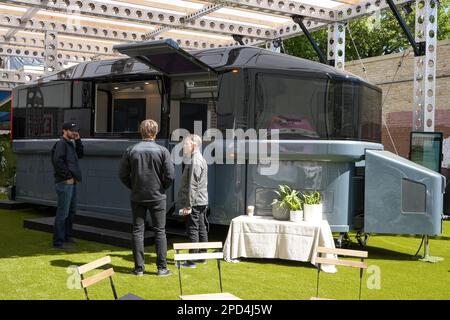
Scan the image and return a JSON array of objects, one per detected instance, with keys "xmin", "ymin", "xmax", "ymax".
[
  {"xmin": 3, "ymin": 0, "xmax": 47, "ymax": 40},
  {"xmin": 0, "ymin": 69, "xmax": 42, "ymax": 84},
  {"xmin": 0, "ymin": 35, "xmax": 118, "ymax": 57},
  {"xmin": 251, "ymin": 0, "xmax": 414, "ymax": 44},
  {"xmin": 0, "ymin": 13, "xmax": 234, "ymax": 49},
  {"xmin": 203, "ymin": 0, "xmax": 339, "ymax": 22},
  {"xmin": 144, "ymin": 3, "xmax": 225, "ymax": 39},
  {"xmin": 0, "ymin": 0, "xmax": 275, "ymax": 40},
  {"xmin": 0, "ymin": 42, "xmax": 111, "ymax": 64}
]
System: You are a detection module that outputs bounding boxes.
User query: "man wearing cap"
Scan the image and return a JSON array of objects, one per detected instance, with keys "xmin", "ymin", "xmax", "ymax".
[{"xmin": 51, "ymin": 121, "xmax": 84, "ymax": 249}]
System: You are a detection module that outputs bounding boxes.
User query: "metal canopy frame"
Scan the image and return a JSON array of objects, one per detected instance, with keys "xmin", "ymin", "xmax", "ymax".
[{"xmin": 0, "ymin": 0, "xmax": 440, "ymax": 134}]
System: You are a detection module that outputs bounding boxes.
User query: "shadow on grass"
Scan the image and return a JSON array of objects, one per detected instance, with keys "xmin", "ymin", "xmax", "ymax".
[
  {"xmin": 236, "ymin": 257, "xmax": 317, "ymax": 270},
  {"xmin": 338, "ymin": 241, "xmax": 419, "ymax": 261},
  {"xmin": 50, "ymin": 255, "xmax": 178, "ymax": 275}
]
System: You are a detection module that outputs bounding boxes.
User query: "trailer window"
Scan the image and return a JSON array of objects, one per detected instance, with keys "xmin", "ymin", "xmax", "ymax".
[
  {"xmin": 255, "ymin": 73, "xmax": 328, "ymax": 139},
  {"xmin": 328, "ymin": 81, "xmax": 382, "ymax": 142},
  {"xmin": 359, "ymin": 85, "xmax": 381, "ymax": 142},
  {"xmin": 13, "ymin": 82, "xmax": 71, "ymax": 138},
  {"xmin": 94, "ymin": 81, "xmax": 161, "ymax": 135}
]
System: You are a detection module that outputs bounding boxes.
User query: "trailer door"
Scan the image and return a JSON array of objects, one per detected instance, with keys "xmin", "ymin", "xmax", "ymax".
[
  {"xmin": 114, "ymin": 39, "xmax": 216, "ymax": 76},
  {"xmin": 364, "ymin": 149, "xmax": 446, "ymax": 236}
]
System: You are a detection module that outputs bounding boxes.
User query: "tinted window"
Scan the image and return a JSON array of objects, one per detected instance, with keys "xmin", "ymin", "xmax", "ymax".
[
  {"xmin": 216, "ymin": 71, "xmax": 246, "ymax": 132},
  {"xmin": 13, "ymin": 82, "xmax": 71, "ymax": 138},
  {"xmin": 359, "ymin": 85, "xmax": 381, "ymax": 142},
  {"xmin": 254, "ymin": 73, "xmax": 382, "ymax": 142},
  {"xmin": 255, "ymin": 73, "xmax": 329, "ymax": 139},
  {"xmin": 329, "ymin": 81, "xmax": 358, "ymax": 139}
]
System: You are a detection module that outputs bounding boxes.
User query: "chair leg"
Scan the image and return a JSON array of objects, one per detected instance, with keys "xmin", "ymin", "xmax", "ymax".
[
  {"xmin": 176, "ymin": 250, "xmax": 183, "ymax": 296},
  {"xmin": 80, "ymin": 274, "xmax": 89, "ymax": 300},
  {"xmin": 217, "ymin": 258, "xmax": 223, "ymax": 293},
  {"xmin": 109, "ymin": 277, "xmax": 118, "ymax": 300},
  {"xmin": 316, "ymin": 266, "xmax": 321, "ymax": 298},
  {"xmin": 359, "ymin": 268, "xmax": 364, "ymax": 300}
]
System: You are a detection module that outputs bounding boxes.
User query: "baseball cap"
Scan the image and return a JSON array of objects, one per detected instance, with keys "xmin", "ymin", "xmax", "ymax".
[{"xmin": 62, "ymin": 121, "xmax": 80, "ymax": 132}]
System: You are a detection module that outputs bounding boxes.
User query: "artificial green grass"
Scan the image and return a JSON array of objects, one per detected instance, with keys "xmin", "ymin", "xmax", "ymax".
[{"xmin": 0, "ymin": 208, "xmax": 449, "ymax": 300}]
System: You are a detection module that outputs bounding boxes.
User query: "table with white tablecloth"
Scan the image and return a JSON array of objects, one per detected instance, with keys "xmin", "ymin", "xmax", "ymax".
[{"xmin": 223, "ymin": 215, "xmax": 337, "ymax": 273}]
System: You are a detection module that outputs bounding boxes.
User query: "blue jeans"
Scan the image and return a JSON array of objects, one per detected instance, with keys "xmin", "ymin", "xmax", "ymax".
[{"xmin": 53, "ymin": 182, "xmax": 77, "ymax": 247}]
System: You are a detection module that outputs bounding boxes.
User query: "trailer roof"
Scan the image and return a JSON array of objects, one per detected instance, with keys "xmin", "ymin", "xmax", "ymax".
[{"xmin": 36, "ymin": 45, "xmax": 370, "ymax": 84}]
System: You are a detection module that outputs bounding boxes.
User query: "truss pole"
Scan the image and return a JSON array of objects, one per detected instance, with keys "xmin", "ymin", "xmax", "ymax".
[
  {"xmin": 44, "ymin": 31, "xmax": 59, "ymax": 74},
  {"xmin": 327, "ymin": 22, "xmax": 346, "ymax": 70},
  {"xmin": 413, "ymin": 0, "xmax": 438, "ymax": 132}
]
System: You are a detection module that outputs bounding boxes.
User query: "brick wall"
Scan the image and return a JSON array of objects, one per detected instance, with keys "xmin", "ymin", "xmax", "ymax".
[{"xmin": 346, "ymin": 39, "xmax": 450, "ymax": 163}]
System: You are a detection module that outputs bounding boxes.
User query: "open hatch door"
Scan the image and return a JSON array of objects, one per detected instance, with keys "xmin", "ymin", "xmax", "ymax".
[
  {"xmin": 364, "ymin": 150, "xmax": 446, "ymax": 236},
  {"xmin": 114, "ymin": 39, "xmax": 216, "ymax": 76}
]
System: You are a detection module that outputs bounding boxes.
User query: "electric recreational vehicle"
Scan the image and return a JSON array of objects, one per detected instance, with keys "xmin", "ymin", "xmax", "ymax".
[{"xmin": 11, "ymin": 40, "xmax": 445, "ymax": 242}]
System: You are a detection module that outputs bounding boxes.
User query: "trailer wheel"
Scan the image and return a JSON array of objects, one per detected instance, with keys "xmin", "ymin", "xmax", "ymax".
[
  {"xmin": 335, "ymin": 233, "xmax": 351, "ymax": 248},
  {"xmin": 356, "ymin": 231, "xmax": 370, "ymax": 247}
]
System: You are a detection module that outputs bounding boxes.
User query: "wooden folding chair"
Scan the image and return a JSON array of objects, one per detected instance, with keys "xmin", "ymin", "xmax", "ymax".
[
  {"xmin": 173, "ymin": 242, "xmax": 240, "ymax": 300},
  {"xmin": 77, "ymin": 256, "xmax": 144, "ymax": 300},
  {"xmin": 313, "ymin": 247, "xmax": 368, "ymax": 300}
]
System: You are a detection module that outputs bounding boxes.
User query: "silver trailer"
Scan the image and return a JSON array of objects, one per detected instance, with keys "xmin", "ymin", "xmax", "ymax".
[{"xmin": 12, "ymin": 40, "xmax": 446, "ymax": 240}]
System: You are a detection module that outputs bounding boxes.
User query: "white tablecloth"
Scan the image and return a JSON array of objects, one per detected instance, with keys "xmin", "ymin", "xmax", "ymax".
[{"xmin": 223, "ymin": 215, "xmax": 337, "ymax": 273}]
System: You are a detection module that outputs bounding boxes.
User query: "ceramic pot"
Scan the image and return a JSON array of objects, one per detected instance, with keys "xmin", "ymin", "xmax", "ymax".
[{"xmin": 303, "ymin": 203, "xmax": 323, "ymax": 223}]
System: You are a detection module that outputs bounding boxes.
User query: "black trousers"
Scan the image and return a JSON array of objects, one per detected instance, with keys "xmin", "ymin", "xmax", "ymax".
[
  {"xmin": 186, "ymin": 205, "xmax": 209, "ymax": 254},
  {"xmin": 131, "ymin": 200, "xmax": 167, "ymax": 270}
]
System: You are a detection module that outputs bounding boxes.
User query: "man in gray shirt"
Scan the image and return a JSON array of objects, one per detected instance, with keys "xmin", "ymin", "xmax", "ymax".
[
  {"xmin": 177, "ymin": 134, "xmax": 209, "ymax": 268},
  {"xmin": 119, "ymin": 119, "xmax": 175, "ymax": 277}
]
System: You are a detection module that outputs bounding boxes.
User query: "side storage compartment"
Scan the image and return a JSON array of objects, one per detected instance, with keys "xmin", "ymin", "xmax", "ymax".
[{"xmin": 364, "ymin": 150, "xmax": 446, "ymax": 236}]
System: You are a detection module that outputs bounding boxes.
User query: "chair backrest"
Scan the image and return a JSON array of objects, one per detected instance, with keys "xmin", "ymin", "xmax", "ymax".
[
  {"xmin": 315, "ymin": 247, "xmax": 368, "ymax": 269},
  {"xmin": 314, "ymin": 247, "xmax": 368, "ymax": 300},
  {"xmin": 77, "ymin": 256, "xmax": 118, "ymax": 300},
  {"xmin": 173, "ymin": 242, "xmax": 224, "ymax": 297},
  {"xmin": 173, "ymin": 242, "xmax": 224, "ymax": 262}
]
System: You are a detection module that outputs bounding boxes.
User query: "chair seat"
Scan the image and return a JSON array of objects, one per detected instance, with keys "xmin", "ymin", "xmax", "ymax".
[
  {"xmin": 180, "ymin": 292, "xmax": 241, "ymax": 300},
  {"xmin": 118, "ymin": 293, "xmax": 145, "ymax": 300}
]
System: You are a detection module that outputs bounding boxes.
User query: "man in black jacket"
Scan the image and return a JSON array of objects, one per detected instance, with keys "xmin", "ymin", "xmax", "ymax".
[
  {"xmin": 51, "ymin": 121, "xmax": 84, "ymax": 249},
  {"xmin": 119, "ymin": 119, "xmax": 175, "ymax": 277}
]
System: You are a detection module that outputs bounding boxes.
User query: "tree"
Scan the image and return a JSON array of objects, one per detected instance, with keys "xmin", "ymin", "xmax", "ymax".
[{"xmin": 284, "ymin": 0, "xmax": 450, "ymax": 62}]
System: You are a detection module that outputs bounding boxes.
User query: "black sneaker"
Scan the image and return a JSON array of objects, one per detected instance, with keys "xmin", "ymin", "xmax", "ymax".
[
  {"xmin": 157, "ymin": 269, "xmax": 173, "ymax": 277},
  {"xmin": 133, "ymin": 268, "xmax": 144, "ymax": 277},
  {"xmin": 65, "ymin": 238, "xmax": 76, "ymax": 244},
  {"xmin": 197, "ymin": 260, "xmax": 207, "ymax": 265},
  {"xmin": 181, "ymin": 261, "xmax": 196, "ymax": 268}
]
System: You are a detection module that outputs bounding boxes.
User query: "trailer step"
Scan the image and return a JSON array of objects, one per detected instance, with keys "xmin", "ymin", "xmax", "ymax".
[
  {"xmin": 0, "ymin": 200, "xmax": 30, "ymax": 210},
  {"xmin": 23, "ymin": 216, "xmax": 155, "ymax": 248}
]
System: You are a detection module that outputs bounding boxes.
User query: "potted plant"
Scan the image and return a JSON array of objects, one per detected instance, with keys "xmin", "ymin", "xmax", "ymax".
[
  {"xmin": 271, "ymin": 185, "xmax": 291, "ymax": 220},
  {"xmin": 302, "ymin": 191, "xmax": 322, "ymax": 223},
  {"xmin": 285, "ymin": 189, "xmax": 303, "ymax": 223}
]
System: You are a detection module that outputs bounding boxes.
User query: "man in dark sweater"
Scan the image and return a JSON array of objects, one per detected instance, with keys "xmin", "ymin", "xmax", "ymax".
[
  {"xmin": 51, "ymin": 121, "xmax": 84, "ymax": 249},
  {"xmin": 119, "ymin": 119, "xmax": 175, "ymax": 277}
]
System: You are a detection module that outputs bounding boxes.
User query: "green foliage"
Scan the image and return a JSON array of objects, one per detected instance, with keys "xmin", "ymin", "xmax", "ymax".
[
  {"xmin": 272, "ymin": 185, "xmax": 303, "ymax": 211},
  {"xmin": 0, "ymin": 136, "xmax": 16, "ymax": 188},
  {"xmin": 0, "ymin": 99, "xmax": 11, "ymax": 113},
  {"xmin": 302, "ymin": 191, "xmax": 322, "ymax": 205},
  {"xmin": 284, "ymin": 1, "xmax": 450, "ymax": 61}
]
